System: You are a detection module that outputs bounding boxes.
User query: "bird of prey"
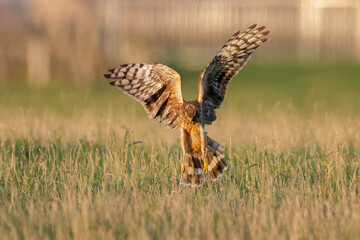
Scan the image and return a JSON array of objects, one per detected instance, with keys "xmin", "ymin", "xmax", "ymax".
[{"xmin": 104, "ymin": 24, "xmax": 270, "ymax": 187}]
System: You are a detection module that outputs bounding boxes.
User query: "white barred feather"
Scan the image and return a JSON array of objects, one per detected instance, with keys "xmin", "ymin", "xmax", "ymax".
[
  {"xmin": 104, "ymin": 63, "xmax": 183, "ymax": 129},
  {"xmin": 198, "ymin": 24, "xmax": 270, "ymax": 120}
]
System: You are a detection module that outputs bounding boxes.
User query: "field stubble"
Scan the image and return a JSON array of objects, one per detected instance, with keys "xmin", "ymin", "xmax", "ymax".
[{"xmin": 0, "ymin": 63, "xmax": 360, "ymax": 239}]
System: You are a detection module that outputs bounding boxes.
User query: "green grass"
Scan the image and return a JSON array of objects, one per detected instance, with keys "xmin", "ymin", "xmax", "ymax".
[
  {"xmin": 1, "ymin": 137, "xmax": 359, "ymax": 239},
  {"xmin": 0, "ymin": 63, "xmax": 360, "ymax": 239}
]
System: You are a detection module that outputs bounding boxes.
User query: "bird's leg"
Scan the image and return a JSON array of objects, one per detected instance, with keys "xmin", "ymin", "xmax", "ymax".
[
  {"xmin": 200, "ymin": 123, "xmax": 208, "ymax": 173},
  {"xmin": 180, "ymin": 127, "xmax": 188, "ymax": 174},
  {"xmin": 204, "ymin": 162, "xmax": 208, "ymax": 174}
]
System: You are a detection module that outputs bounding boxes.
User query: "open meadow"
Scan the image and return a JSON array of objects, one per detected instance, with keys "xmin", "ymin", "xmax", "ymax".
[{"xmin": 1, "ymin": 63, "xmax": 360, "ymax": 239}]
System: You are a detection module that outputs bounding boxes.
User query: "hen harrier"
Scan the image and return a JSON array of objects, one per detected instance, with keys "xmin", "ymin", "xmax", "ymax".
[{"xmin": 104, "ymin": 24, "xmax": 270, "ymax": 187}]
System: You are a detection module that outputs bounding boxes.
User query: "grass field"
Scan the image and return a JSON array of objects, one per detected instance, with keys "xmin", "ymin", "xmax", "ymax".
[{"xmin": 1, "ymin": 63, "xmax": 360, "ymax": 239}]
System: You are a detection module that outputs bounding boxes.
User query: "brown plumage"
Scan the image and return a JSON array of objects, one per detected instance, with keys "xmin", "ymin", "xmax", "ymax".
[{"xmin": 104, "ymin": 24, "xmax": 270, "ymax": 187}]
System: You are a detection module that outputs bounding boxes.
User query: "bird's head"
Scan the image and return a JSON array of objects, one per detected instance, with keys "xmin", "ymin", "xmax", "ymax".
[{"xmin": 183, "ymin": 102, "xmax": 199, "ymax": 122}]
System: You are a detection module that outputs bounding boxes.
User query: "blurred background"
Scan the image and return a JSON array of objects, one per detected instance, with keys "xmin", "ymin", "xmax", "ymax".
[
  {"xmin": 1, "ymin": 0, "xmax": 360, "ymax": 144},
  {"xmin": 1, "ymin": 0, "xmax": 360, "ymax": 84}
]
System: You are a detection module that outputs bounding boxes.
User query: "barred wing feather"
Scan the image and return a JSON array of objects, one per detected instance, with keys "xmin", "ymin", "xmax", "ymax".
[
  {"xmin": 197, "ymin": 24, "xmax": 270, "ymax": 124},
  {"xmin": 104, "ymin": 63, "xmax": 183, "ymax": 129}
]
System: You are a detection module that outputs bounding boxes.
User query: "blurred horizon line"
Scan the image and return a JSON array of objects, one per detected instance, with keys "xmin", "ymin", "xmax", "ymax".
[{"xmin": 1, "ymin": 0, "xmax": 359, "ymax": 84}]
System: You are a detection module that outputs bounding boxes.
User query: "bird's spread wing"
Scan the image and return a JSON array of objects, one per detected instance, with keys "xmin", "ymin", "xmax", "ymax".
[
  {"xmin": 197, "ymin": 24, "xmax": 270, "ymax": 124},
  {"xmin": 104, "ymin": 63, "xmax": 183, "ymax": 129}
]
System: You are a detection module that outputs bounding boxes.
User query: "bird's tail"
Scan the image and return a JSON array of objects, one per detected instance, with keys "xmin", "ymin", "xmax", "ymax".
[
  {"xmin": 180, "ymin": 153, "xmax": 204, "ymax": 187},
  {"xmin": 180, "ymin": 136, "xmax": 227, "ymax": 186},
  {"xmin": 204, "ymin": 136, "xmax": 228, "ymax": 180}
]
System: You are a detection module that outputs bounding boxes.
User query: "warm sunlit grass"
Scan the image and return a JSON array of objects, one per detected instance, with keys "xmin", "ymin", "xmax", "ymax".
[{"xmin": 0, "ymin": 63, "xmax": 360, "ymax": 239}]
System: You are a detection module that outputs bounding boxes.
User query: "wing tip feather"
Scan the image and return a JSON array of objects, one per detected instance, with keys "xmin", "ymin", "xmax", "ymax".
[
  {"xmin": 256, "ymin": 25, "xmax": 266, "ymax": 31},
  {"xmin": 104, "ymin": 73, "xmax": 112, "ymax": 79},
  {"xmin": 249, "ymin": 23, "xmax": 257, "ymax": 29},
  {"xmin": 261, "ymin": 30, "xmax": 270, "ymax": 36},
  {"xmin": 108, "ymin": 81, "xmax": 116, "ymax": 86}
]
